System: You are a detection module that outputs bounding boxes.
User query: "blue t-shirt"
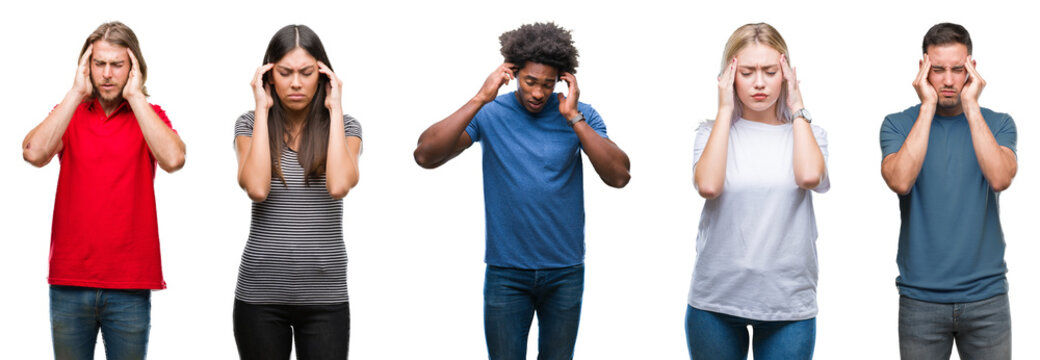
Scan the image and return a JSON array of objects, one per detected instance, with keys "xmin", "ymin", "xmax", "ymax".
[
  {"xmin": 879, "ymin": 104, "xmax": 1017, "ymax": 303},
  {"xmin": 465, "ymin": 91, "xmax": 608, "ymax": 269}
]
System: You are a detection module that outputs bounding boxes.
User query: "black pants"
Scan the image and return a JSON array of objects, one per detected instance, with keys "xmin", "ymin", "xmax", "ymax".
[{"xmin": 233, "ymin": 300, "xmax": 350, "ymax": 360}]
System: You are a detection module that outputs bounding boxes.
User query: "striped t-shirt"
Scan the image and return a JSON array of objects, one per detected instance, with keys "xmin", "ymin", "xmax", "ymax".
[{"xmin": 234, "ymin": 111, "xmax": 362, "ymax": 305}]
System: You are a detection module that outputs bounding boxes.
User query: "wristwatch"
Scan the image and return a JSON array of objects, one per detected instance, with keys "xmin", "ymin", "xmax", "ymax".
[
  {"xmin": 568, "ymin": 112, "xmax": 586, "ymax": 127},
  {"xmin": 792, "ymin": 108, "xmax": 812, "ymax": 123}
]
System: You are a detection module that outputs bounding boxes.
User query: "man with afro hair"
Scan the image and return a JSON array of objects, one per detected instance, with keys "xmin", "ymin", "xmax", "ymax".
[{"xmin": 414, "ymin": 22, "xmax": 630, "ymax": 359}]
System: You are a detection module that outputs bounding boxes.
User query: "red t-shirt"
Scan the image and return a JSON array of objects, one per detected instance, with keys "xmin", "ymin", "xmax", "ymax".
[{"xmin": 49, "ymin": 98, "xmax": 173, "ymax": 290}]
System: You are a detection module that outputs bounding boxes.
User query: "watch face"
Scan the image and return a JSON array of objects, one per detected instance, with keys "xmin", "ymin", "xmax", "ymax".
[
  {"xmin": 570, "ymin": 113, "xmax": 584, "ymax": 124},
  {"xmin": 796, "ymin": 109, "xmax": 811, "ymax": 122}
]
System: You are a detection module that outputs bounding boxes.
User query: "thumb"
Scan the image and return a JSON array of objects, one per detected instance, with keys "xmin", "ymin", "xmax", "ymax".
[{"xmin": 557, "ymin": 93, "xmax": 564, "ymax": 102}]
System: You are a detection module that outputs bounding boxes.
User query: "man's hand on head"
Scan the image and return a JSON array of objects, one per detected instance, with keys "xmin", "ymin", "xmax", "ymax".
[
  {"xmin": 961, "ymin": 56, "xmax": 985, "ymax": 110},
  {"xmin": 122, "ymin": 48, "xmax": 145, "ymax": 103},
  {"xmin": 474, "ymin": 63, "xmax": 516, "ymax": 104},
  {"xmin": 914, "ymin": 54, "xmax": 938, "ymax": 107},
  {"xmin": 557, "ymin": 72, "xmax": 580, "ymax": 120},
  {"xmin": 72, "ymin": 44, "xmax": 94, "ymax": 99}
]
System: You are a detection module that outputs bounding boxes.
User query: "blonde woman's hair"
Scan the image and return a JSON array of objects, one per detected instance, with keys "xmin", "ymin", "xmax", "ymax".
[{"xmin": 721, "ymin": 23, "xmax": 791, "ymax": 123}]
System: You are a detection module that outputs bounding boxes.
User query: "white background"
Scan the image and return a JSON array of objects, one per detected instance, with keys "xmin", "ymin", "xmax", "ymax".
[{"xmin": 2, "ymin": 0, "xmax": 1036, "ymax": 359}]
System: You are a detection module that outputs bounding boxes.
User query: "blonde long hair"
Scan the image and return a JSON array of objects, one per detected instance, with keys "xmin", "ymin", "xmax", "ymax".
[
  {"xmin": 80, "ymin": 21, "xmax": 148, "ymax": 97},
  {"xmin": 721, "ymin": 23, "xmax": 791, "ymax": 123}
]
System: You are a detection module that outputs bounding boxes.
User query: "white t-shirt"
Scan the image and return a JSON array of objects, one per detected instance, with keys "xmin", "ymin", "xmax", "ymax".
[{"xmin": 688, "ymin": 118, "xmax": 829, "ymax": 321}]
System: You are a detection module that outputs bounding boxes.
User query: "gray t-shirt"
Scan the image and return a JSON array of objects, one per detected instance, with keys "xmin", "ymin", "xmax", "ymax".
[
  {"xmin": 688, "ymin": 118, "xmax": 829, "ymax": 321},
  {"xmin": 234, "ymin": 111, "xmax": 362, "ymax": 305}
]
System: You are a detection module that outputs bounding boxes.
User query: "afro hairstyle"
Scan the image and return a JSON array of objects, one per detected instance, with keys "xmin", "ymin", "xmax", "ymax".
[{"xmin": 499, "ymin": 22, "xmax": 579, "ymax": 75}]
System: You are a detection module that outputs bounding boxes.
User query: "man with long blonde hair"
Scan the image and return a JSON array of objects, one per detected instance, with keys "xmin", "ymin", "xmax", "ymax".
[{"xmin": 22, "ymin": 21, "xmax": 184, "ymax": 359}]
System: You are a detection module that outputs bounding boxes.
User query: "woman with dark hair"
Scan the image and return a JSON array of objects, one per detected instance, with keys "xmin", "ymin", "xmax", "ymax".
[{"xmin": 233, "ymin": 24, "xmax": 361, "ymax": 360}]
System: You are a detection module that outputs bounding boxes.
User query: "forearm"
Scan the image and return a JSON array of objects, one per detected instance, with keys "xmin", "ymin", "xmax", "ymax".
[
  {"xmin": 694, "ymin": 109, "xmax": 733, "ymax": 199},
  {"xmin": 128, "ymin": 97, "xmax": 185, "ymax": 172},
  {"xmin": 325, "ymin": 110, "xmax": 360, "ymax": 199},
  {"xmin": 22, "ymin": 91, "xmax": 83, "ymax": 167},
  {"xmin": 792, "ymin": 118, "xmax": 825, "ymax": 189},
  {"xmin": 574, "ymin": 122, "xmax": 630, "ymax": 188},
  {"xmin": 238, "ymin": 109, "xmax": 273, "ymax": 202},
  {"xmin": 881, "ymin": 107, "xmax": 934, "ymax": 194},
  {"xmin": 964, "ymin": 104, "xmax": 1017, "ymax": 191},
  {"xmin": 413, "ymin": 98, "xmax": 482, "ymax": 168}
]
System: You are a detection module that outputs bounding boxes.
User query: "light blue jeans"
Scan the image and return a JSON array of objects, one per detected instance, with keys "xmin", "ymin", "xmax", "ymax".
[
  {"xmin": 685, "ymin": 305, "xmax": 815, "ymax": 360},
  {"xmin": 899, "ymin": 293, "xmax": 1011, "ymax": 360},
  {"xmin": 50, "ymin": 285, "xmax": 151, "ymax": 360}
]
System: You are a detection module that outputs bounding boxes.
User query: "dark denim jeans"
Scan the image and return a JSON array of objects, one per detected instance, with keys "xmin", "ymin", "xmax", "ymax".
[
  {"xmin": 899, "ymin": 294, "xmax": 1011, "ymax": 360},
  {"xmin": 233, "ymin": 300, "xmax": 350, "ymax": 360},
  {"xmin": 685, "ymin": 305, "xmax": 815, "ymax": 360},
  {"xmin": 50, "ymin": 285, "xmax": 151, "ymax": 360},
  {"xmin": 483, "ymin": 264, "xmax": 584, "ymax": 360}
]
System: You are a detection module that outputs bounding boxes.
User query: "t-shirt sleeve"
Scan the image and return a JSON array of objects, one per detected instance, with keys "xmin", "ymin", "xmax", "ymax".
[
  {"xmin": 879, "ymin": 114, "xmax": 908, "ymax": 159},
  {"xmin": 692, "ymin": 120, "xmax": 714, "ymax": 165},
  {"xmin": 465, "ymin": 108, "xmax": 483, "ymax": 143},
  {"xmin": 151, "ymin": 104, "xmax": 175, "ymax": 133},
  {"xmin": 812, "ymin": 124, "xmax": 831, "ymax": 193},
  {"xmin": 342, "ymin": 114, "xmax": 363, "ymax": 155},
  {"xmin": 235, "ymin": 111, "xmax": 256, "ymax": 138},
  {"xmin": 994, "ymin": 113, "xmax": 1017, "ymax": 155},
  {"xmin": 581, "ymin": 104, "xmax": 609, "ymax": 139},
  {"xmin": 343, "ymin": 114, "xmax": 362, "ymax": 139}
]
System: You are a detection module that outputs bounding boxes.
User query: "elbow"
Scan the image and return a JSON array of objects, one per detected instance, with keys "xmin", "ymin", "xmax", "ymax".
[
  {"xmin": 238, "ymin": 170, "xmax": 270, "ymax": 202},
  {"xmin": 328, "ymin": 187, "xmax": 349, "ymax": 200},
  {"xmin": 605, "ymin": 171, "xmax": 631, "ymax": 189},
  {"xmin": 327, "ymin": 182, "xmax": 352, "ymax": 200},
  {"xmin": 693, "ymin": 173, "xmax": 722, "ymax": 199},
  {"xmin": 990, "ymin": 179, "xmax": 1012, "ymax": 192},
  {"xmin": 22, "ymin": 149, "xmax": 50, "ymax": 168},
  {"xmin": 886, "ymin": 181, "xmax": 911, "ymax": 196},
  {"xmin": 327, "ymin": 176, "xmax": 358, "ymax": 200},
  {"xmin": 159, "ymin": 153, "xmax": 186, "ymax": 173},
  {"xmin": 413, "ymin": 148, "xmax": 440, "ymax": 169},
  {"xmin": 247, "ymin": 190, "xmax": 269, "ymax": 202},
  {"xmin": 612, "ymin": 175, "xmax": 631, "ymax": 189},
  {"xmin": 245, "ymin": 185, "xmax": 269, "ymax": 202},
  {"xmin": 881, "ymin": 169, "xmax": 912, "ymax": 195},
  {"xmin": 698, "ymin": 188, "xmax": 722, "ymax": 200},
  {"xmin": 795, "ymin": 173, "xmax": 822, "ymax": 190},
  {"xmin": 696, "ymin": 182, "xmax": 722, "ymax": 200}
]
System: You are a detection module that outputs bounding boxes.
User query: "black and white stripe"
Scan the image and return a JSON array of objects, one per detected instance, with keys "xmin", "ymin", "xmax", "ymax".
[{"xmin": 234, "ymin": 111, "xmax": 362, "ymax": 305}]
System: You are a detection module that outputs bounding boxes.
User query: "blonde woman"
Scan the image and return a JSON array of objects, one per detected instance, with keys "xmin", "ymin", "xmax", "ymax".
[{"xmin": 687, "ymin": 23, "xmax": 828, "ymax": 360}]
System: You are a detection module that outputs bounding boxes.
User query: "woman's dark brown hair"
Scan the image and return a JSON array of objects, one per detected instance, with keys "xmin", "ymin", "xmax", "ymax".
[{"xmin": 263, "ymin": 24, "xmax": 333, "ymax": 186}]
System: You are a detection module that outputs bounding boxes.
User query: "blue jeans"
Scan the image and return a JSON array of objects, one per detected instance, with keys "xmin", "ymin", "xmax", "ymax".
[
  {"xmin": 899, "ymin": 294, "xmax": 1011, "ymax": 360},
  {"xmin": 484, "ymin": 264, "xmax": 584, "ymax": 360},
  {"xmin": 50, "ymin": 285, "xmax": 151, "ymax": 360},
  {"xmin": 685, "ymin": 305, "xmax": 815, "ymax": 360}
]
